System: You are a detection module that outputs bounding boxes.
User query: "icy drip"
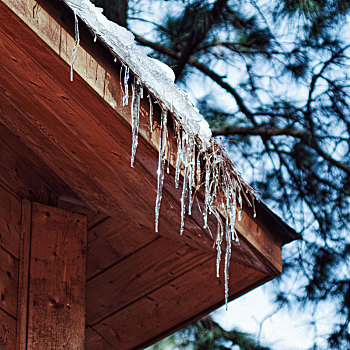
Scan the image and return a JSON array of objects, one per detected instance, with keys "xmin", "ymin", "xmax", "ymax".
[
  {"xmin": 155, "ymin": 108, "xmax": 168, "ymax": 232},
  {"xmin": 224, "ymin": 231, "xmax": 231, "ymax": 310},
  {"xmin": 187, "ymin": 136, "xmax": 196, "ymax": 215},
  {"xmin": 174, "ymin": 123, "xmax": 182, "ymax": 189},
  {"xmin": 203, "ymin": 158, "xmax": 211, "ymax": 229},
  {"xmin": 196, "ymin": 152, "xmax": 201, "ymax": 187},
  {"xmin": 122, "ymin": 66, "xmax": 130, "ymax": 106},
  {"xmin": 148, "ymin": 95, "xmax": 153, "ymax": 134},
  {"xmin": 180, "ymin": 133, "xmax": 189, "ymax": 235},
  {"xmin": 130, "ymin": 79, "xmax": 141, "ymax": 167},
  {"xmin": 70, "ymin": 12, "xmax": 80, "ymax": 82}
]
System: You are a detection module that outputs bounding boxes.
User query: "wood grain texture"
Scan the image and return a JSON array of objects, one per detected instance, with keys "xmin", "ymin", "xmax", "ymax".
[
  {"xmin": 0, "ymin": 246, "xmax": 18, "ymax": 318},
  {"xmin": 0, "ymin": 308, "xmax": 16, "ymax": 350},
  {"xmin": 26, "ymin": 203, "xmax": 87, "ymax": 350},
  {"xmin": 87, "ymin": 237, "xmax": 209, "ymax": 325},
  {"xmin": 16, "ymin": 199, "xmax": 31, "ymax": 350},
  {"xmin": 93, "ymin": 259, "xmax": 267, "ymax": 349},
  {"xmin": 0, "ymin": 184, "xmax": 21, "ymax": 259},
  {"xmin": 85, "ymin": 327, "xmax": 114, "ymax": 350},
  {"xmin": 0, "ymin": 121, "xmax": 74, "ymax": 207},
  {"xmin": 87, "ymin": 218, "xmax": 158, "ymax": 279}
]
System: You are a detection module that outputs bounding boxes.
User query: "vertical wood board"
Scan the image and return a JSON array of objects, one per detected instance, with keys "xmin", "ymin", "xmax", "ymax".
[
  {"xmin": 26, "ymin": 203, "xmax": 87, "ymax": 350},
  {"xmin": 0, "ymin": 308, "xmax": 16, "ymax": 350}
]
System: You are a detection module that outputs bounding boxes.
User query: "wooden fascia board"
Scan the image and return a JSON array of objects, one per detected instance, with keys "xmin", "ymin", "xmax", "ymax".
[{"xmin": 0, "ymin": 0, "xmax": 282, "ymax": 275}]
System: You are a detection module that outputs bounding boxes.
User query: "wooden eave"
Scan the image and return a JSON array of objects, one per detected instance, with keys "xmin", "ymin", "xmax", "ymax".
[{"xmin": 0, "ymin": 0, "xmax": 299, "ymax": 348}]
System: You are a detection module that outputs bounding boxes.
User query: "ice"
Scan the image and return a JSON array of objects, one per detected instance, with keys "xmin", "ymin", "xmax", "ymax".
[
  {"xmin": 155, "ymin": 108, "xmax": 168, "ymax": 232},
  {"xmin": 187, "ymin": 136, "xmax": 195, "ymax": 215},
  {"xmin": 150, "ymin": 58, "xmax": 175, "ymax": 83},
  {"xmin": 63, "ymin": 0, "xmax": 212, "ymax": 148},
  {"xmin": 122, "ymin": 66, "xmax": 130, "ymax": 106},
  {"xmin": 70, "ymin": 11, "xmax": 80, "ymax": 81},
  {"xmin": 174, "ymin": 122, "xmax": 182, "ymax": 189},
  {"xmin": 148, "ymin": 95, "xmax": 153, "ymax": 134},
  {"xmin": 130, "ymin": 79, "xmax": 141, "ymax": 167}
]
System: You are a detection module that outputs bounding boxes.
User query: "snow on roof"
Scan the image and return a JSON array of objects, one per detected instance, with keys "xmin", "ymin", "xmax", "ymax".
[{"xmin": 63, "ymin": 0, "xmax": 212, "ymax": 148}]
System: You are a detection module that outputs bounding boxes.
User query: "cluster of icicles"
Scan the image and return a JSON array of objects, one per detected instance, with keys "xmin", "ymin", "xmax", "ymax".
[{"xmin": 70, "ymin": 14, "xmax": 256, "ymax": 309}]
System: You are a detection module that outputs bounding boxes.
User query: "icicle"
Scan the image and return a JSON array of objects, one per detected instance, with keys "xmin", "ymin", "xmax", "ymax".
[
  {"xmin": 216, "ymin": 242, "xmax": 222, "ymax": 278},
  {"xmin": 155, "ymin": 108, "xmax": 168, "ymax": 232},
  {"xmin": 130, "ymin": 79, "xmax": 141, "ymax": 167},
  {"xmin": 203, "ymin": 158, "xmax": 210, "ymax": 229},
  {"xmin": 196, "ymin": 151, "xmax": 201, "ymax": 187},
  {"xmin": 70, "ymin": 11, "xmax": 80, "ymax": 82},
  {"xmin": 224, "ymin": 237, "xmax": 231, "ymax": 310},
  {"xmin": 122, "ymin": 66, "xmax": 130, "ymax": 106},
  {"xmin": 148, "ymin": 95, "xmax": 153, "ymax": 135},
  {"xmin": 187, "ymin": 136, "xmax": 196, "ymax": 215},
  {"xmin": 237, "ymin": 189, "xmax": 242, "ymax": 221},
  {"xmin": 94, "ymin": 34, "xmax": 97, "ymax": 42},
  {"xmin": 174, "ymin": 124, "xmax": 182, "ymax": 189},
  {"xmin": 180, "ymin": 134, "xmax": 189, "ymax": 235},
  {"xmin": 180, "ymin": 165, "xmax": 188, "ymax": 235},
  {"xmin": 166, "ymin": 132, "xmax": 171, "ymax": 174}
]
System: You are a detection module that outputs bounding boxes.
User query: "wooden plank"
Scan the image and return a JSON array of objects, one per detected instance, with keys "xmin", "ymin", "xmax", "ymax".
[
  {"xmin": 0, "ymin": 184, "xmax": 21, "ymax": 259},
  {"xmin": 0, "ymin": 308, "xmax": 16, "ymax": 350},
  {"xmin": 93, "ymin": 260, "xmax": 267, "ymax": 349},
  {"xmin": 16, "ymin": 199, "xmax": 31, "ymax": 350},
  {"xmin": 26, "ymin": 203, "xmax": 87, "ymax": 350},
  {"xmin": 85, "ymin": 327, "xmax": 114, "ymax": 350},
  {"xmin": 87, "ymin": 237, "xmax": 209, "ymax": 325},
  {"xmin": 87, "ymin": 218, "xmax": 158, "ymax": 279},
  {"xmin": 0, "ymin": 121, "xmax": 74, "ymax": 206},
  {"xmin": 0, "ymin": 246, "xmax": 18, "ymax": 318}
]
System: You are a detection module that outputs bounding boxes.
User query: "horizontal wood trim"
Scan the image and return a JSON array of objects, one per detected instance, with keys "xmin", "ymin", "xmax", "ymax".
[
  {"xmin": 93, "ymin": 259, "xmax": 267, "ymax": 349},
  {"xmin": 87, "ymin": 218, "xmax": 158, "ymax": 280},
  {"xmin": 87, "ymin": 237, "xmax": 209, "ymax": 325},
  {"xmin": 85, "ymin": 327, "xmax": 114, "ymax": 350}
]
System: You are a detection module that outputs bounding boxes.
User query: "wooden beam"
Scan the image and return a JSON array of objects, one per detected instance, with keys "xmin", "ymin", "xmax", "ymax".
[{"xmin": 19, "ymin": 202, "xmax": 87, "ymax": 350}]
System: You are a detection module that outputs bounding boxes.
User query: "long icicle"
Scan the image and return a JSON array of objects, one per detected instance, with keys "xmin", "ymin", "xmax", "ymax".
[
  {"xmin": 70, "ymin": 12, "xmax": 80, "ymax": 82},
  {"xmin": 122, "ymin": 66, "xmax": 130, "ymax": 106},
  {"xmin": 174, "ymin": 123, "xmax": 182, "ymax": 189},
  {"xmin": 180, "ymin": 133, "xmax": 189, "ymax": 235},
  {"xmin": 130, "ymin": 79, "xmax": 141, "ymax": 167},
  {"xmin": 148, "ymin": 95, "xmax": 153, "ymax": 135},
  {"xmin": 155, "ymin": 107, "xmax": 168, "ymax": 232}
]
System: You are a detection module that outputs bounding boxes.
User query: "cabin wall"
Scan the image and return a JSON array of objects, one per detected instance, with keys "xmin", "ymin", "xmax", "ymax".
[
  {"xmin": 0, "ymin": 124, "xmax": 91, "ymax": 350},
  {"xmin": 0, "ymin": 183, "xmax": 20, "ymax": 349}
]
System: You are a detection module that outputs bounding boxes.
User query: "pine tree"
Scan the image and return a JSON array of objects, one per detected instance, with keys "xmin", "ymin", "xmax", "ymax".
[{"xmin": 93, "ymin": 0, "xmax": 350, "ymax": 348}]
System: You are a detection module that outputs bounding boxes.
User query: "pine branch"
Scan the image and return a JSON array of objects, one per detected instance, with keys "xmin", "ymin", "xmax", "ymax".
[
  {"xmin": 212, "ymin": 125, "xmax": 306, "ymax": 138},
  {"xmin": 172, "ymin": 0, "xmax": 228, "ymax": 79},
  {"xmin": 134, "ymin": 35, "xmax": 350, "ymax": 176}
]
